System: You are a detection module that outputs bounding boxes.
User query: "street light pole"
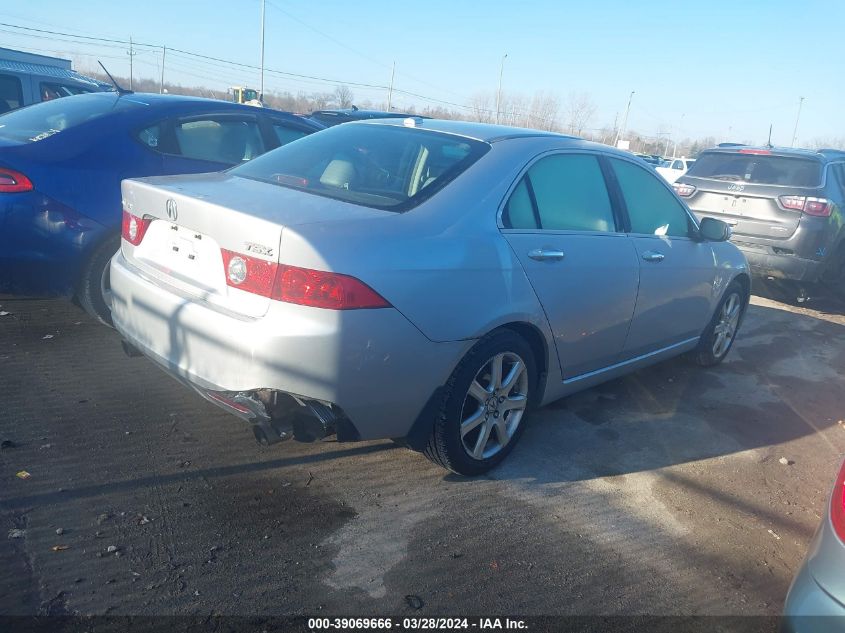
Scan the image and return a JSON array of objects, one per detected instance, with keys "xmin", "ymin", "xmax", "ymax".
[
  {"xmin": 614, "ymin": 91, "xmax": 634, "ymax": 147},
  {"xmin": 387, "ymin": 61, "xmax": 395, "ymax": 111},
  {"xmin": 259, "ymin": 0, "xmax": 266, "ymax": 100},
  {"xmin": 495, "ymin": 53, "xmax": 507, "ymax": 124},
  {"xmin": 672, "ymin": 113, "xmax": 685, "ymax": 158},
  {"xmin": 791, "ymin": 96, "xmax": 805, "ymax": 147}
]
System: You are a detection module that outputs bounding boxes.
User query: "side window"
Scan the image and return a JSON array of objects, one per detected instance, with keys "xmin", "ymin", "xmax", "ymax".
[
  {"xmin": 173, "ymin": 118, "xmax": 265, "ymax": 165},
  {"xmin": 137, "ymin": 123, "xmax": 162, "ymax": 149},
  {"xmin": 610, "ymin": 158, "xmax": 693, "ymax": 238},
  {"xmin": 272, "ymin": 123, "xmax": 308, "ymax": 147},
  {"xmin": 40, "ymin": 83, "xmax": 92, "ymax": 102},
  {"xmin": 672, "ymin": 160, "xmax": 684, "ymax": 170},
  {"xmin": 503, "ymin": 154, "xmax": 615, "ymax": 232},
  {"xmin": 0, "ymin": 74, "xmax": 23, "ymax": 113}
]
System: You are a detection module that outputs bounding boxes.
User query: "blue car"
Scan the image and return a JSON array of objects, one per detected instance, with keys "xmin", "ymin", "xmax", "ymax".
[{"xmin": 0, "ymin": 91, "xmax": 323, "ymax": 323}]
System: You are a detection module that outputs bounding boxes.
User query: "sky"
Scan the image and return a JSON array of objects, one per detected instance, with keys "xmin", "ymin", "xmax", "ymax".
[{"xmin": 2, "ymin": 0, "xmax": 843, "ymax": 147}]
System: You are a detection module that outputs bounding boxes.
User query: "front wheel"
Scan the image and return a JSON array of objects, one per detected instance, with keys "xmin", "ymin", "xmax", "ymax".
[
  {"xmin": 76, "ymin": 234, "xmax": 120, "ymax": 327},
  {"xmin": 688, "ymin": 281, "xmax": 746, "ymax": 367},
  {"xmin": 424, "ymin": 330, "xmax": 536, "ymax": 476}
]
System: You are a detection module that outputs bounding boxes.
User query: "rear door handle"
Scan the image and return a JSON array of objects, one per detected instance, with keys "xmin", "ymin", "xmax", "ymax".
[
  {"xmin": 641, "ymin": 250, "xmax": 665, "ymax": 262},
  {"xmin": 528, "ymin": 248, "xmax": 565, "ymax": 262}
]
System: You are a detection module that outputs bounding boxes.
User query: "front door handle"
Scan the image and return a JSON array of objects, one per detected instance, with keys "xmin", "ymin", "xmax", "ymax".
[
  {"xmin": 641, "ymin": 250, "xmax": 665, "ymax": 262},
  {"xmin": 528, "ymin": 248, "xmax": 565, "ymax": 262}
]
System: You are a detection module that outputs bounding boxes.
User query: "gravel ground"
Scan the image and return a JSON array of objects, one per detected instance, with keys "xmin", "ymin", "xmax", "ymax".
[{"xmin": 1, "ymin": 288, "xmax": 844, "ymax": 618}]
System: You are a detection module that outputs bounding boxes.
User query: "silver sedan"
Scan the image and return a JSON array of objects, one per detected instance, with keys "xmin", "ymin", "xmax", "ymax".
[{"xmin": 110, "ymin": 119, "xmax": 749, "ymax": 475}]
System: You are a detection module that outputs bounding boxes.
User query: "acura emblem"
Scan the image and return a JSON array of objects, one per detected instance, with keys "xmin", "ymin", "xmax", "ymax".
[{"xmin": 166, "ymin": 198, "xmax": 178, "ymax": 221}]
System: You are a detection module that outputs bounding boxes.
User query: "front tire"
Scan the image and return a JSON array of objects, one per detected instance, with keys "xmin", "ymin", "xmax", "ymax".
[
  {"xmin": 424, "ymin": 330, "xmax": 536, "ymax": 476},
  {"xmin": 76, "ymin": 234, "xmax": 120, "ymax": 327},
  {"xmin": 688, "ymin": 281, "xmax": 746, "ymax": 367}
]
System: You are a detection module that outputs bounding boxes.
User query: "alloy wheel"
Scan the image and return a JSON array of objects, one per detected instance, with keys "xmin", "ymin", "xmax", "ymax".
[{"xmin": 712, "ymin": 292, "xmax": 741, "ymax": 358}]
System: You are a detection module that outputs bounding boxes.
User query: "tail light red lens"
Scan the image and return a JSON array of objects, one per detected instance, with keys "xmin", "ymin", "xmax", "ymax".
[
  {"xmin": 219, "ymin": 250, "xmax": 390, "ymax": 310},
  {"xmin": 220, "ymin": 249, "xmax": 277, "ymax": 297},
  {"xmin": 831, "ymin": 459, "xmax": 845, "ymax": 543},
  {"xmin": 0, "ymin": 167, "xmax": 33, "ymax": 193},
  {"xmin": 778, "ymin": 195, "xmax": 832, "ymax": 217},
  {"xmin": 673, "ymin": 183, "xmax": 696, "ymax": 197},
  {"xmin": 121, "ymin": 210, "xmax": 151, "ymax": 246},
  {"xmin": 272, "ymin": 265, "xmax": 390, "ymax": 310}
]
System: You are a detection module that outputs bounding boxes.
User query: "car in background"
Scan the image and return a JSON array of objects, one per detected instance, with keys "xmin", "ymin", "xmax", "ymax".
[
  {"xmin": 0, "ymin": 47, "xmax": 110, "ymax": 113},
  {"xmin": 110, "ymin": 119, "xmax": 749, "ymax": 476},
  {"xmin": 310, "ymin": 106, "xmax": 429, "ymax": 127},
  {"xmin": 0, "ymin": 92, "xmax": 323, "ymax": 324},
  {"xmin": 656, "ymin": 157, "xmax": 696, "ymax": 182},
  {"xmin": 674, "ymin": 146, "xmax": 845, "ymax": 294},
  {"xmin": 782, "ymin": 458, "xmax": 845, "ymax": 631}
]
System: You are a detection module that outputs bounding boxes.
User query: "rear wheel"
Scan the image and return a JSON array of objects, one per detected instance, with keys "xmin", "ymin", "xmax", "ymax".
[
  {"xmin": 424, "ymin": 330, "xmax": 536, "ymax": 476},
  {"xmin": 76, "ymin": 234, "xmax": 120, "ymax": 327},
  {"xmin": 820, "ymin": 245, "xmax": 845, "ymax": 296},
  {"xmin": 688, "ymin": 281, "xmax": 745, "ymax": 367}
]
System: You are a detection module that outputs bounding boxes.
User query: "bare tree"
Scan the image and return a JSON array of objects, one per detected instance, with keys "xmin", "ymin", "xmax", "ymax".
[
  {"xmin": 526, "ymin": 91, "xmax": 560, "ymax": 131},
  {"xmin": 332, "ymin": 85, "xmax": 354, "ymax": 109},
  {"xmin": 564, "ymin": 92, "xmax": 597, "ymax": 136},
  {"xmin": 469, "ymin": 91, "xmax": 494, "ymax": 123}
]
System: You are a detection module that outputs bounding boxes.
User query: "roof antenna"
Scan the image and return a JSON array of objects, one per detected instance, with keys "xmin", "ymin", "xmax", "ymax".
[
  {"xmin": 766, "ymin": 124, "xmax": 773, "ymax": 148},
  {"xmin": 98, "ymin": 61, "xmax": 133, "ymax": 96}
]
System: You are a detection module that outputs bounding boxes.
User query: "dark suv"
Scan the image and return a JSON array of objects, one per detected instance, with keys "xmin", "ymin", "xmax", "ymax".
[{"xmin": 674, "ymin": 146, "xmax": 845, "ymax": 293}]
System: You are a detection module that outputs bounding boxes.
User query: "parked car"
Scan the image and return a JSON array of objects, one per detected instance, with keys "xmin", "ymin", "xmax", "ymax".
[
  {"xmin": 656, "ymin": 156, "xmax": 696, "ymax": 182},
  {"xmin": 110, "ymin": 119, "xmax": 749, "ymax": 475},
  {"xmin": 0, "ymin": 91, "xmax": 323, "ymax": 324},
  {"xmin": 0, "ymin": 47, "xmax": 110, "ymax": 113},
  {"xmin": 674, "ymin": 146, "xmax": 845, "ymax": 294},
  {"xmin": 310, "ymin": 106, "xmax": 429, "ymax": 127},
  {"xmin": 782, "ymin": 458, "xmax": 845, "ymax": 631}
]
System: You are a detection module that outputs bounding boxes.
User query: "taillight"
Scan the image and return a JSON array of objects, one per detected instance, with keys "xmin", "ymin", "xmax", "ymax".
[
  {"xmin": 778, "ymin": 195, "xmax": 832, "ymax": 217},
  {"xmin": 272, "ymin": 265, "xmax": 390, "ymax": 310},
  {"xmin": 0, "ymin": 167, "xmax": 33, "ymax": 193},
  {"xmin": 121, "ymin": 210, "xmax": 151, "ymax": 246},
  {"xmin": 220, "ymin": 249, "xmax": 277, "ymax": 297},
  {"xmin": 218, "ymin": 249, "xmax": 390, "ymax": 309},
  {"xmin": 831, "ymin": 459, "xmax": 845, "ymax": 543},
  {"xmin": 673, "ymin": 183, "xmax": 696, "ymax": 197}
]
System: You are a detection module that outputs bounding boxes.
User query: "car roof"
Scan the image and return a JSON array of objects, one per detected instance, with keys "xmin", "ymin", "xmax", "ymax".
[
  {"xmin": 703, "ymin": 145, "xmax": 844, "ymax": 162},
  {"xmin": 353, "ymin": 117, "xmax": 593, "ymax": 144}
]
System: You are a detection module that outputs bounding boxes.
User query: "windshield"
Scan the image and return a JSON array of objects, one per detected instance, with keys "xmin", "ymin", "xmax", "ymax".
[
  {"xmin": 0, "ymin": 92, "xmax": 143, "ymax": 143},
  {"xmin": 687, "ymin": 152, "xmax": 821, "ymax": 187},
  {"xmin": 231, "ymin": 123, "xmax": 489, "ymax": 211}
]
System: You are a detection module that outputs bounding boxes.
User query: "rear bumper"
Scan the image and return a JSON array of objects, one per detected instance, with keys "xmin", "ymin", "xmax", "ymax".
[
  {"xmin": 741, "ymin": 250, "xmax": 823, "ymax": 283},
  {"xmin": 110, "ymin": 251, "xmax": 467, "ymax": 440},
  {"xmin": 782, "ymin": 561, "xmax": 845, "ymax": 632}
]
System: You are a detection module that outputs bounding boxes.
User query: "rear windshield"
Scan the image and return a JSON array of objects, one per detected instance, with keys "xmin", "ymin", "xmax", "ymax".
[
  {"xmin": 0, "ymin": 92, "xmax": 142, "ymax": 143},
  {"xmin": 231, "ymin": 123, "xmax": 489, "ymax": 211},
  {"xmin": 687, "ymin": 152, "xmax": 821, "ymax": 187}
]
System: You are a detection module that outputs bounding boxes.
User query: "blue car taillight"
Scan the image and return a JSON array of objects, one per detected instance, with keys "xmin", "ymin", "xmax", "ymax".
[{"xmin": 0, "ymin": 167, "xmax": 33, "ymax": 193}]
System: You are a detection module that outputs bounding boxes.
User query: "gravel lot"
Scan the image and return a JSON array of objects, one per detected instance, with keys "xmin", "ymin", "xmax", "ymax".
[{"xmin": 1, "ymin": 288, "xmax": 844, "ymax": 617}]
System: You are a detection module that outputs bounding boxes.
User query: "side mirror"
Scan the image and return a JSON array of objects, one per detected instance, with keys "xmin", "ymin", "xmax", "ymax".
[{"xmin": 699, "ymin": 217, "xmax": 731, "ymax": 242}]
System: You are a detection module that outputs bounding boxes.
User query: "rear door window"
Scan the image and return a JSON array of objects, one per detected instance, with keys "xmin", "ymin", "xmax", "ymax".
[
  {"xmin": 173, "ymin": 117, "xmax": 265, "ymax": 165},
  {"xmin": 610, "ymin": 158, "xmax": 693, "ymax": 238},
  {"xmin": 271, "ymin": 123, "xmax": 309, "ymax": 147},
  {"xmin": 0, "ymin": 74, "xmax": 23, "ymax": 113},
  {"xmin": 687, "ymin": 152, "xmax": 822, "ymax": 187},
  {"xmin": 503, "ymin": 154, "xmax": 616, "ymax": 232}
]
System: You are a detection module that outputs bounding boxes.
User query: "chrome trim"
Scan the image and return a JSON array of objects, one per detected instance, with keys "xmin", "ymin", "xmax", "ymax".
[{"xmin": 563, "ymin": 337, "xmax": 700, "ymax": 385}]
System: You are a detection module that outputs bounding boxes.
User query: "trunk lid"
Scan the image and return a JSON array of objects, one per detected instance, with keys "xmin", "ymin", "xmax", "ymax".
[
  {"xmin": 121, "ymin": 172, "xmax": 391, "ymax": 317},
  {"xmin": 680, "ymin": 151, "xmax": 824, "ymax": 241}
]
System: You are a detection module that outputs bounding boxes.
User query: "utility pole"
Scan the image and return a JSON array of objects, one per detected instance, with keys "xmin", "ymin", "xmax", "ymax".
[
  {"xmin": 387, "ymin": 61, "xmax": 395, "ymax": 111},
  {"xmin": 127, "ymin": 36, "xmax": 135, "ymax": 90},
  {"xmin": 495, "ymin": 53, "xmax": 507, "ymax": 124},
  {"xmin": 791, "ymin": 96, "xmax": 805, "ymax": 147},
  {"xmin": 259, "ymin": 0, "xmax": 266, "ymax": 100},
  {"xmin": 672, "ymin": 113, "xmax": 685, "ymax": 158},
  {"xmin": 614, "ymin": 90, "xmax": 634, "ymax": 147},
  {"xmin": 160, "ymin": 46, "xmax": 166, "ymax": 94}
]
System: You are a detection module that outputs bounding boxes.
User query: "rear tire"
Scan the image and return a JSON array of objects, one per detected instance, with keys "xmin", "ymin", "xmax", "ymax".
[
  {"xmin": 688, "ymin": 281, "xmax": 746, "ymax": 367},
  {"xmin": 76, "ymin": 234, "xmax": 120, "ymax": 327},
  {"xmin": 820, "ymin": 245, "xmax": 845, "ymax": 296},
  {"xmin": 424, "ymin": 330, "xmax": 536, "ymax": 476}
]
